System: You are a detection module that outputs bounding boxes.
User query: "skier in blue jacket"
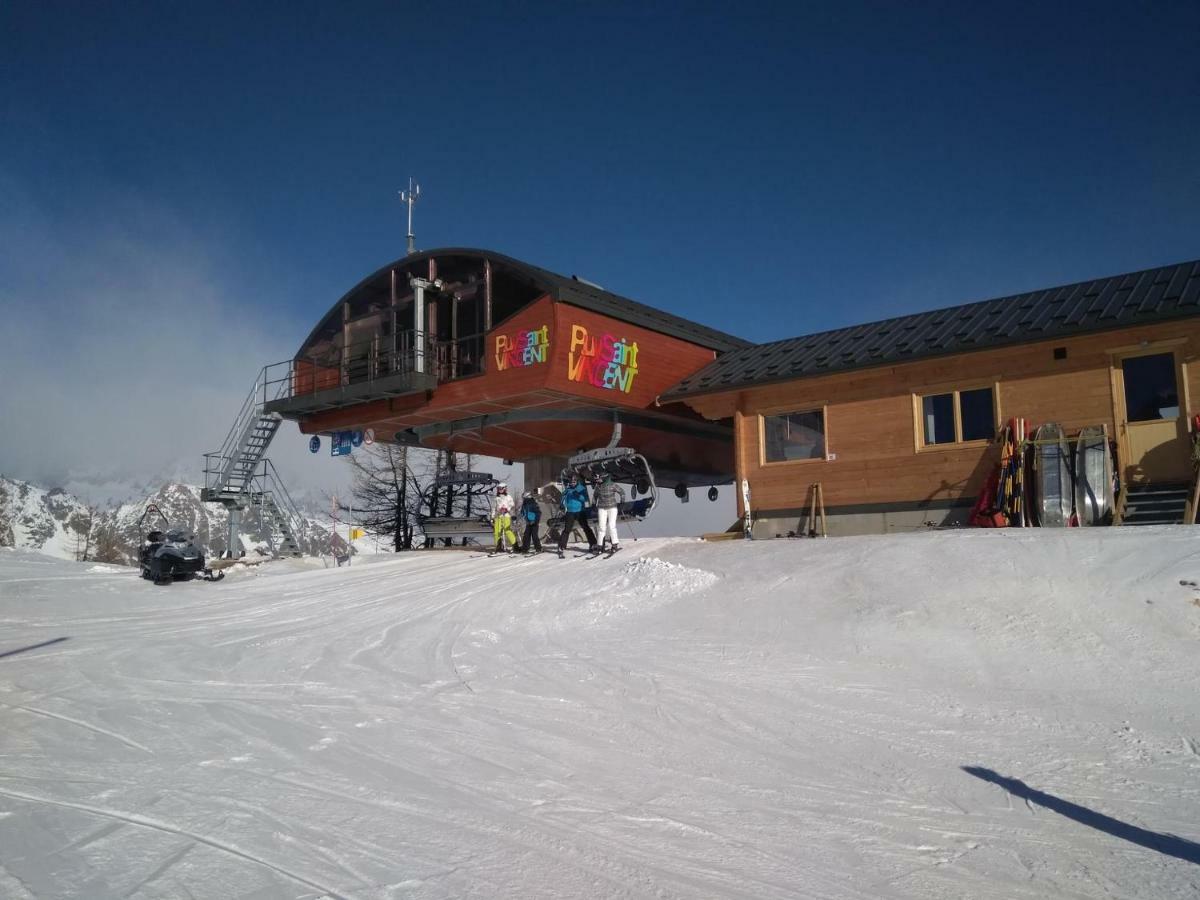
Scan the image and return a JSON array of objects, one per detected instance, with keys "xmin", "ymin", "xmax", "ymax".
[
  {"xmin": 557, "ymin": 473, "xmax": 598, "ymax": 558},
  {"xmin": 518, "ymin": 491, "xmax": 543, "ymax": 553}
]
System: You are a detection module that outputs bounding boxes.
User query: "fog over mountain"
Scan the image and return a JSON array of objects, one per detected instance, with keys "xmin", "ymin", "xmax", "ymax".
[{"xmin": 0, "ymin": 176, "xmax": 358, "ymax": 506}]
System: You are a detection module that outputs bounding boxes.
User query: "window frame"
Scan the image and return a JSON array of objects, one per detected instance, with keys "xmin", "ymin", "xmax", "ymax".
[
  {"xmin": 758, "ymin": 404, "xmax": 830, "ymax": 467},
  {"xmin": 911, "ymin": 381, "xmax": 1000, "ymax": 452}
]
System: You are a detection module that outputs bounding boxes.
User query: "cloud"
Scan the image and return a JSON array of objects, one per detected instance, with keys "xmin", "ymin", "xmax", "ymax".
[{"xmin": 0, "ymin": 173, "xmax": 353, "ymax": 505}]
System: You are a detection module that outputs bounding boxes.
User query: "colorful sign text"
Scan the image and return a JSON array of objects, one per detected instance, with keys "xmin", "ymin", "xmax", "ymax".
[
  {"xmin": 494, "ymin": 325, "xmax": 549, "ymax": 371},
  {"xmin": 567, "ymin": 325, "xmax": 640, "ymax": 393}
]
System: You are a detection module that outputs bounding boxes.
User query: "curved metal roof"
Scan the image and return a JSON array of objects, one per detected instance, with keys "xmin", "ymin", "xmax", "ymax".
[
  {"xmin": 661, "ymin": 258, "xmax": 1200, "ymax": 402},
  {"xmin": 297, "ymin": 247, "xmax": 750, "ymax": 355}
]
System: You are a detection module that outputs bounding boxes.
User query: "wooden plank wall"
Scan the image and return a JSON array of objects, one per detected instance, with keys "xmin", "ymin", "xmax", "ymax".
[
  {"xmin": 686, "ymin": 320, "xmax": 1200, "ymax": 515},
  {"xmin": 292, "ymin": 359, "xmax": 339, "ymax": 395}
]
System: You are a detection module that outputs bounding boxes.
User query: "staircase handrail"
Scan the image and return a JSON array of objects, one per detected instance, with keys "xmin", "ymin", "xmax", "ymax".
[
  {"xmin": 208, "ymin": 367, "xmax": 268, "ymax": 465},
  {"xmin": 204, "ymin": 367, "xmax": 296, "ymax": 495},
  {"xmin": 256, "ymin": 458, "xmax": 305, "ymax": 543},
  {"xmin": 202, "ymin": 452, "xmax": 227, "ymax": 496}
]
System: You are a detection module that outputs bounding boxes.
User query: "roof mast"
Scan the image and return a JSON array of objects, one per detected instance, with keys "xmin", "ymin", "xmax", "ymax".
[{"xmin": 399, "ymin": 176, "xmax": 420, "ymax": 256}]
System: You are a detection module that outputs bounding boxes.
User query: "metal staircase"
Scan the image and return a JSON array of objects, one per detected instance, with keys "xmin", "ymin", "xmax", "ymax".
[
  {"xmin": 244, "ymin": 461, "xmax": 305, "ymax": 557},
  {"xmin": 203, "ymin": 369, "xmax": 304, "ymax": 557}
]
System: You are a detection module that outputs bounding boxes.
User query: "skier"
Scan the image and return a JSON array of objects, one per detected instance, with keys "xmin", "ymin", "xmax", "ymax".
[
  {"xmin": 489, "ymin": 482, "xmax": 518, "ymax": 554},
  {"xmin": 518, "ymin": 490, "xmax": 543, "ymax": 554},
  {"xmin": 593, "ymin": 472, "xmax": 625, "ymax": 554},
  {"xmin": 557, "ymin": 472, "xmax": 598, "ymax": 558}
]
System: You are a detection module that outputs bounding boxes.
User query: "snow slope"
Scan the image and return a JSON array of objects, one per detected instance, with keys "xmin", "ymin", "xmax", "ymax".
[{"xmin": 1, "ymin": 529, "xmax": 1198, "ymax": 899}]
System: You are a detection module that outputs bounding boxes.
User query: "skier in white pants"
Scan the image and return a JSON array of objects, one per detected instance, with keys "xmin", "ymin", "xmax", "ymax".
[{"xmin": 592, "ymin": 474, "xmax": 625, "ymax": 552}]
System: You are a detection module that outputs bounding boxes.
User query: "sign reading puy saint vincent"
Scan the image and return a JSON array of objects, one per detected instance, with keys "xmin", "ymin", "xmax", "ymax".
[
  {"xmin": 567, "ymin": 324, "xmax": 640, "ymax": 393},
  {"xmin": 494, "ymin": 325, "xmax": 549, "ymax": 371}
]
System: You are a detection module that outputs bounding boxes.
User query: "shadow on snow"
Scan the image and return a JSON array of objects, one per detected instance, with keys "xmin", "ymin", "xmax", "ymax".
[
  {"xmin": 962, "ymin": 766, "xmax": 1200, "ymax": 866},
  {"xmin": 0, "ymin": 636, "xmax": 70, "ymax": 661}
]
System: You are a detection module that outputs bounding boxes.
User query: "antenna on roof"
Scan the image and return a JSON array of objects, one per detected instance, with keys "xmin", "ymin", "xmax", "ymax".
[{"xmin": 399, "ymin": 176, "xmax": 420, "ymax": 256}]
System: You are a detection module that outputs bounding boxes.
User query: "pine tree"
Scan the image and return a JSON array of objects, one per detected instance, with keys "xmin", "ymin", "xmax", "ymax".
[
  {"xmin": 344, "ymin": 444, "xmax": 431, "ymax": 551},
  {"xmin": 68, "ymin": 505, "xmax": 97, "ymax": 562}
]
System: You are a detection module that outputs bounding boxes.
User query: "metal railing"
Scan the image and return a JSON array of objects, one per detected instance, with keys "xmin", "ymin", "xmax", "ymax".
[
  {"xmin": 253, "ymin": 458, "xmax": 305, "ymax": 547},
  {"xmin": 256, "ymin": 329, "xmax": 492, "ymax": 411},
  {"xmin": 433, "ymin": 333, "xmax": 486, "ymax": 381},
  {"xmin": 259, "ymin": 331, "xmax": 422, "ymax": 409},
  {"xmin": 206, "ymin": 367, "xmax": 286, "ymax": 486},
  {"xmin": 203, "ymin": 454, "xmax": 305, "ymax": 541}
]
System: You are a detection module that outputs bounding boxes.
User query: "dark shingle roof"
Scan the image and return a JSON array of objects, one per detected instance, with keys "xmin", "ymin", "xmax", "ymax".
[
  {"xmin": 514, "ymin": 257, "xmax": 752, "ymax": 353},
  {"xmin": 661, "ymin": 259, "xmax": 1200, "ymax": 402}
]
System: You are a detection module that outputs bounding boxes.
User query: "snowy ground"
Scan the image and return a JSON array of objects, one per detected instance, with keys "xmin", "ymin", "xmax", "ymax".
[{"xmin": 1, "ymin": 530, "xmax": 1198, "ymax": 899}]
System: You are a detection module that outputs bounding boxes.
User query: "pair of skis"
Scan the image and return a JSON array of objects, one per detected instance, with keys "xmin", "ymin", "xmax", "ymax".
[
  {"xmin": 486, "ymin": 547, "xmax": 544, "ymax": 558},
  {"xmin": 556, "ymin": 545, "xmax": 621, "ymax": 559}
]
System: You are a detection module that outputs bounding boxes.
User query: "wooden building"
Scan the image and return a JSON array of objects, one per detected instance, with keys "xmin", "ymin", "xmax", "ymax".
[
  {"xmin": 662, "ymin": 260, "xmax": 1200, "ymax": 535},
  {"xmin": 263, "ymin": 248, "xmax": 749, "ymax": 491},
  {"xmin": 266, "ymin": 249, "xmax": 1199, "ymax": 535}
]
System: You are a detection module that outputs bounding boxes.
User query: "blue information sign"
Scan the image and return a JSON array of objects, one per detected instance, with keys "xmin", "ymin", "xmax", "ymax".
[
  {"xmin": 351, "ymin": 430, "xmax": 364, "ymax": 448},
  {"xmin": 331, "ymin": 431, "xmax": 353, "ymax": 457}
]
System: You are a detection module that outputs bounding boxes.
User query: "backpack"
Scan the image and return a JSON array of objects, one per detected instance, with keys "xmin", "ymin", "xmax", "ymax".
[{"xmin": 522, "ymin": 498, "xmax": 540, "ymax": 522}]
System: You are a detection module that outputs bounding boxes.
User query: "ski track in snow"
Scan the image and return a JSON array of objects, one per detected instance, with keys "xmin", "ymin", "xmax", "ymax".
[{"xmin": 1, "ymin": 532, "xmax": 1199, "ymax": 898}]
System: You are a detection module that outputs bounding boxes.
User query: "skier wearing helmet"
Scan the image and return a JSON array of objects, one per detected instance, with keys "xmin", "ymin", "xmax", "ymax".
[
  {"xmin": 557, "ymin": 472, "xmax": 598, "ymax": 558},
  {"xmin": 593, "ymin": 472, "xmax": 626, "ymax": 554},
  {"xmin": 489, "ymin": 482, "xmax": 518, "ymax": 554},
  {"xmin": 518, "ymin": 490, "xmax": 543, "ymax": 553}
]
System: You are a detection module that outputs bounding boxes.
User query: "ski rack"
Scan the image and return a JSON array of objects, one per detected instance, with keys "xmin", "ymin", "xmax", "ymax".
[{"xmin": 418, "ymin": 471, "xmax": 500, "ymax": 544}]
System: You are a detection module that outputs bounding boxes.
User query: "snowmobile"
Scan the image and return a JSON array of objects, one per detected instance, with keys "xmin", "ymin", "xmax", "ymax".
[{"xmin": 138, "ymin": 504, "xmax": 224, "ymax": 585}]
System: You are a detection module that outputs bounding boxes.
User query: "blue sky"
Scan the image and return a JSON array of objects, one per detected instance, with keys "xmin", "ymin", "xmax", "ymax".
[
  {"xmin": 1, "ymin": 1, "xmax": 1198, "ymax": 502},
  {"xmin": 5, "ymin": 2, "xmax": 1198, "ymax": 341}
]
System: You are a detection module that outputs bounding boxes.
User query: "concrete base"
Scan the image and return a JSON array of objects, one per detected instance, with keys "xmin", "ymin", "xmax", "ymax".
[{"xmin": 751, "ymin": 503, "xmax": 973, "ymax": 539}]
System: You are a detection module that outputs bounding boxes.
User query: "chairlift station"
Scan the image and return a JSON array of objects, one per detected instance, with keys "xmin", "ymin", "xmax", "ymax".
[
  {"xmin": 262, "ymin": 247, "xmax": 748, "ymax": 493},
  {"xmin": 204, "ymin": 210, "xmax": 1200, "ymax": 542}
]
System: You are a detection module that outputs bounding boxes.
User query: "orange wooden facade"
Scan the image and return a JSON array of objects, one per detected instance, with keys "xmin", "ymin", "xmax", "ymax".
[
  {"xmin": 682, "ymin": 319, "xmax": 1200, "ymax": 519},
  {"xmin": 290, "ymin": 297, "xmax": 732, "ymax": 479}
]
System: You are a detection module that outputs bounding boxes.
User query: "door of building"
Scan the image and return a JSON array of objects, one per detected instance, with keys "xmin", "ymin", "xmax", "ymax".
[{"xmin": 1112, "ymin": 348, "xmax": 1191, "ymax": 484}]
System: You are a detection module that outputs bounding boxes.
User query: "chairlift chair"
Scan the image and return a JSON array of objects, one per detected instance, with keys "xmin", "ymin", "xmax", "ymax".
[
  {"xmin": 556, "ymin": 446, "xmax": 659, "ymax": 527},
  {"xmin": 417, "ymin": 471, "xmax": 500, "ymax": 545}
]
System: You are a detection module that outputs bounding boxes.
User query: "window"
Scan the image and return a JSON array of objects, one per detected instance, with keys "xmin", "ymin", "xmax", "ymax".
[
  {"xmin": 1121, "ymin": 352, "xmax": 1179, "ymax": 422},
  {"xmin": 959, "ymin": 388, "xmax": 995, "ymax": 441},
  {"xmin": 763, "ymin": 409, "xmax": 826, "ymax": 462},
  {"xmin": 919, "ymin": 386, "xmax": 995, "ymax": 446},
  {"xmin": 922, "ymin": 394, "xmax": 956, "ymax": 444}
]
